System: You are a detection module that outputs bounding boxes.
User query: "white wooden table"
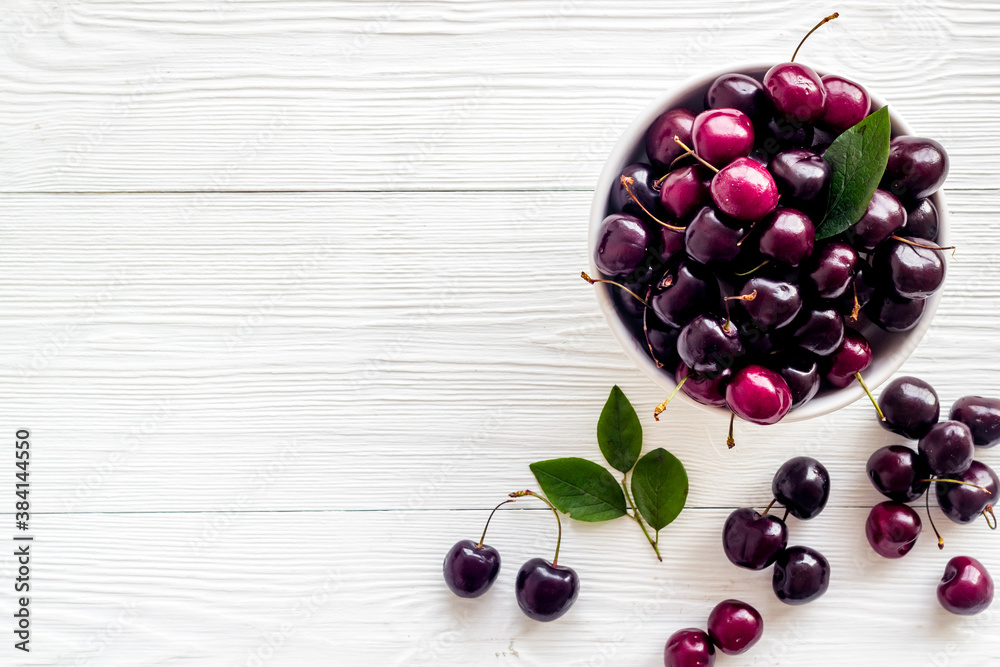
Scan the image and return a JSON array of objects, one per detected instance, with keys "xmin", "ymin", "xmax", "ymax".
[{"xmin": 2, "ymin": 1, "xmax": 999, "ymax": 665}]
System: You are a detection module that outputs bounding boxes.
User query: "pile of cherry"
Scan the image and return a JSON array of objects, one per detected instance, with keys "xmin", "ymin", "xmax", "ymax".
[
  {"xmin": 592, "ymin": 52, "xmax": 950, "ymax": 428},
  {"xmin": 865, "ymin": 376, "xmax": 997, "ymax": 615}
]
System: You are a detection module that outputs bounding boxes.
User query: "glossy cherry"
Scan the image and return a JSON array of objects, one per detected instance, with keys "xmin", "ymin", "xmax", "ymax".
[
  {"xmin": 664, "ymin": 628, "xmax": 716, "ymax": 667},
  {"xmin": 722, "ymin": 507, "xmax": 788, "ymax": 570},
  {"xmin": 594, "ymin": 213, "xmax": 650, "ymax": 277},
  {"xmin": 646, "ymin": 108, "xmax": 697, "ymax": 171},
  {"xmin": 758, "ymin": 208, "xmax": 815, "ymax": 267},
  {"xmin": 806, "ymin": 242, "xmax": 857, "ymax": 299},
  {"xmin": 903, "ymin": 198, "xmax": 939, "ymax": 241},
  {"xmin": 938, "ymin": 556, "xmax": 994, "ymax": 616},
  {"xmin": 443, "ymin": 540, "xmax": 501, "ymax": 598},
  {"xmin": 764, "ymin": 62, "xmax": 827, "ymax": 124},
  {"xmin": 878, "ymin": 376, "xmax": 940, "ymax": 439},
  {"xmin": 882, "ymin": 136, "xmax": 950, "ymax": 201},
  {"xmin": 711, "ymin": 157, "xmax": 779, "ymax": 222},
  {"xmin": 867, "ymin": 291, "xmax": 926, "ymax": 332},
  {"xmin": 871, "ymin": 237, "xmax": 946, "ymax": 301},
  {"xmin": 849, "ymin": 189, "xmax": 907, "ymax": 251},
  {"xmin": 647, "ymin": 323, "xmax": 682, "ymax": 372},
  {"xmin": 867, "ymin": 445, "xmax": 931, "ymax": 503},
  {"xmin": 739, "ymin": 277, "xmax": 802, "ymax": 330},
  {"xmin": 772, "ymin": 546, "xmax": 830, "ymax": 605},
  {"xmin": 678, "ymin": 314, "xmax": 743, "ymax": 376},
  {"xmin": 824, "ymin": 329, "xmax": 872, "ymax": 388},
  {"xmin": 951, "ymin": 396, "xmax": 1000, "ymax": 448},
  {"xmin": 650, "ymin": 262, "xmax": 721, "ymax": 329},
  {"xmin": 936, "ymin": 461, "xmax": 999, "ymax": 525},
  {"xmin": 692, "ymin": 108, "xmax": 755, "ymax": 168},
  {"xmin": 791, "ymin": 308, "xmax": 845, "ymax": 357},
  {"xmin": 778, "ymin": 354, "xmax": 820, "ymax": 409},
  {"xmin": 677, "ymin": 362, "xmax": 730, "ymax": 408},
  {"xmin": 760, "ymin": 115, "xmax": 814, "ymax": 154},
  {"xmin": 820, "ymin": 75, "xmax": 871, "ymax": 133},
  {"xmin": 769, "ymin": 148, "xmax": 830, "ymax": 204},
  {"xmin": 515, "ymin": 558, "xmax": 579, "ymax": 622},
  {"xmin": 706, "ymin": 73, "xmax": 770, "ymax": 122},
  {"xmin": 918, "ymin": 421, "xmax": 975, "ymax": 477},
  {"xmin": 773, "ymin": 457, "xmax": 830, "ymax": 520},
  {"xmin": 726, "ymin": 365, "xmax": 793, "ymax": 425},
  {"xmin": 865, "ymin": 501, "xmax": 922, "ymax": 559},
  {"xmin": 613, "ymin": 163, "xmax": 664, "ymax": 220},
  {"xmin": 685, "ymin": 206, "xmax": 744, "ymax": 265},
  {"xmin": 660, "ymin": 166, "xmax": 712, "ymax": 221},
  {"xmin": 707, "ymin": 600, "xmax": 763, "ymax": 656},
  {"xmin": 656, "ymin": 226, "xmax": 687, "ymax": 264}
]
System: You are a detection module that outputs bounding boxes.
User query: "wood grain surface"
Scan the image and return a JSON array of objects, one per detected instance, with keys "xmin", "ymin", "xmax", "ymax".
[{"xmin": 1, "ymin": 1, "xmax": 999, "ymax": 665}]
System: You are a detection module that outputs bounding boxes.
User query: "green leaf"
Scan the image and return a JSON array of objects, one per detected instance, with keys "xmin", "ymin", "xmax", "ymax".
[
  {"xmin": 529, "ymin": 458, "xmax": 627, "ymax": 522},
  {"xmin": 817, "ymin": 106, "xmax": 892, "ymax": 240},
  {"xmin": 597, "ymin": 385, "xmax": 643, "ymax": 473},
  {"xmin": 630, "ymin": 448, "xmax": 688, "ymax": 531}
]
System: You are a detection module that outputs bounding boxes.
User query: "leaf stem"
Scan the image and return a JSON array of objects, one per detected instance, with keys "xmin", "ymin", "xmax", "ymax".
[
  {"xmin": 510, "ymin": 490, "xmax": 563, "ymax": 566},
  {"xmin": 621, "ymin": 476, "xmax": 663, "ymax": 562},
  {"xmin": 478, "ymin": 499, "xmax": 516, "ymax": 548}
]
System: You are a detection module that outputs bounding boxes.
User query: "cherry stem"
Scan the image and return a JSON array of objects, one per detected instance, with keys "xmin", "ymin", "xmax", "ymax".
[
  {"xmin": 781, "ymin": 507, "xmax": 790, "ymax": 522},
  {"xmin": 854, "ymin": 372, "xmax": 886, "ymax": 422},
  {"xmin": 581, "ymin": 271, "xmax": 650, "ymax": 307},
  {"xmin": 478, "ymin": 499, "xmax": 516, "ymax": 548},
  {"xmin": 926, "ymin": 489, "xmax": 944, "ymax": 549},
  {"xmin": 890, "ymin": 235, "xmax": 957, "ymax": 257},
  {"xmin": 922, "ymin": 478, "xmax": 992, "ymax": 494},
  {"xmin": 643, "ymin": 296, "xmax": 664, "ymax": 369},
  {"xmin": 619, "ymin": 176, "xmax": 686, "ymax": 231},
  {"xmin": 849, "ymin": 282, "xmax": 861, "ymax": 322},
  {"xmin": 734, "ymin": 259, "xmax": 770, "ymax": 277},
  {"xmin": 723, "ymin": 290, "xmax": 756, "ymax": 331},
  {"xmin": 672, "ymin": 137, "xmax": 719, "ymax": 174},
  {"xmin": 654, "ymin": 375, "xmax": 689, "ymax": 421},
  {"xmin": 622, "ymin": 476, "xmax": 663, "ymax": 561},
  {"xmin": 736, "ymin": 221, "xmax": 759, "ymax": 247},
  {"xmin": 985, "ymin": 505, "xmax": 997, "ymax": 530},
  {"xmin": 726, "ymin": 412, "xmax": 736, "ymax": 449},
  {"xmin": 762, "ymin": 498, "xmax": 777, "ymax": 516},
  {"xmin": 510, "ymin": 490, "xmax": 563, "ymax": 566},
  {"xmin": 791, "ymin": 12, "xmax": 839, "ymax": 63}
]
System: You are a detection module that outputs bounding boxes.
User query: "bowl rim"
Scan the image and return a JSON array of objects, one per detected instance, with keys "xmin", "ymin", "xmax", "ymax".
[{"xmin": 588, "ymin": 61, "xmax": 948, "ymax": 422}]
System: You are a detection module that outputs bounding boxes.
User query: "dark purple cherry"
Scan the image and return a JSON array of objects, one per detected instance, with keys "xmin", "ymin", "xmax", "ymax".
[
  {"xmin": 849, "ymin": 189, "xmax": 907, "ymax": 251},
  {"xmin": 692, "ymin": 109, "xmax": 755, "ymax": 168},
  {"xmin": 936, "ymin": 461, "xmax": 999, "ymax": 525},
  {"xmin": 660, "ymin": 166, "xmax": 712, "ymax": 221},
  {"xmin": 707, "ymin": 600, "xmax": 763, "ymax": 656},
  {"xmin": 726, "ymin": 364, "xmax": 793, "ymax": 425},
  {"xmin": 759, "ymin": 115, "xmax": 814, "ymax": 154},
  {"xmin": 677, "ymin": 362, "xmax": 730, "ymax": 408},
  {"xmin": 871, "ymin": 237, "xmax": 946, "ymax": 300},
  {"xmin": 824, "ymin": 329, "xmax": 872, "ymax": 388},
  {"xmin": 778, "ymin": 354, "xmax": 820, "ymax": 409},
  {"xmin": 758, "ymin": 208, "xmax": 815, "ymax": 267},
  {"xmin": 919, "ymin": 421, "xmax": 975, "ymax": 477},
  {"xmin": 820, "ymin": 75, "xmax": 871, "ymax": 133},
  {"xmin": 443, "ymin": 540, "xmax": 501, "ymax": 598},
  {"xmin": 677, "ymin": 314, "xmax": 743, "ymax": 376},
  {"xmin": 647, "ymin": 324, "xmax": 681, "ymax": 372},
  {"xmin": 773, "ymin": 456, "xmax": 830, "ymax": 520},
  {"xmin": 951, "ymin": 396, "xmax": 1000, "ymax": 448},
  {"xmin": 656, "ymin": 226, "xmax": 687, "ymax": 264},
  {"xmin": 685, "ymin": 206, "xmax": 744, "ymax": 265},
  {"xmin": 515, "ymin": 557, "xmax": 580, "ymax": 622},
  {"xmin": 833, "ymin": 259, "xmax": 874, "ymax": 319},
  {"xmin": 810, "ymin": 126, "xmax": 837, "ymax": 151},
  {"xmin": 594, "ymin": 213, "xmax": 650, "ymax": 277},
  {"xmin": 883, "ymin": 136, "xmax": 950, "ymax": 201},
  {"xmin": 938, "ymin": 556, "xmax": 994, "ymax": 616},
  {"xmin": 772, "ymin": 546, "xmax": 830, "ymax": 605},
  {"xmin": 646, "ymin": 108, "xmax": 697, "ymax": 171},
  {"xmin": 722, "ymin": 507, "xmax": 789, "ymax": 570},
  {"xmin": 770, "ymin": 148, "xmax": 830, "ymax": 204},
  {"xmin": 866, "ymin": 290, "xmax": 926, "ymax": 332},
  {"xmin": 865, "ymin": 501, "xmax": 921, "ymax": 559},
  {"xmin": 903, "ymin": 198, "xmax": 939, "ymax": 242},
  {"xmin": 867, "ymin": 445, "xmax": 931, "ymax": 503},
  {"xmin": 878, "ymin": 376, "xmax": 940, "ymax": 439},
  {"xmin": 650, "ymin": 262, "xmax": 721, "ymax": 328},
  {"xmin": 806, "ymin": 242, "xmax": 857, "ymax": 299},
  {"xmin": 711, "ymin": 157, "xmax": 779, "ymax": 222},
  {"xmin": 664, "ymin": 628, "xmax": 716, "ymax": 667},
  {"xmin": 792, "ymin": 308, "xmax": 844, "ymax": 357},
  {"xmin": 706, "ymin": 74, "xmax": 770, "ymax": 123},
  {"xmin": 763, "ymin": 62, "xmax": 827, "ymax": 123},
  {"xmin": 612, "ymin": 162, "xmax": 664, "ymax": 220},
  {"xmin": 740, "ymin": 277, "xmax": 801, "ymax": 329}
]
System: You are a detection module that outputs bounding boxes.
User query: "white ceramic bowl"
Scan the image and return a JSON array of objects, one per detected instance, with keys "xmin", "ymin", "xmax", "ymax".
[{"xmin": 589, "ymin": 63, "xmax": 948, "ymax": 422}]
